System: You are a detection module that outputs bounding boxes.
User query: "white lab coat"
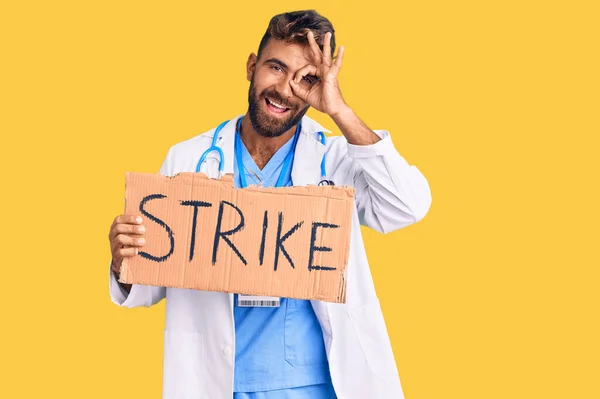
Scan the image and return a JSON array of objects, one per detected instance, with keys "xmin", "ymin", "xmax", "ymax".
[{"xmin": 110, "ymin": 114, "xmax": 432, "ymax": 399}]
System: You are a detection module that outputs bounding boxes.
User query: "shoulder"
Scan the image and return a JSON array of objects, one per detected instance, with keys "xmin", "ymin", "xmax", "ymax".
[
  {"xmin": 158, "ymin": 127, "xmax": 216, "ymax": 176},
  {"xmin": 166, "ymin": 129, "xmax": 214, "ymax": 160}
]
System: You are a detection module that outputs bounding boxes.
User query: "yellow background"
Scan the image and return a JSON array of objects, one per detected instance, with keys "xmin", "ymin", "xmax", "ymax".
[{"xmin": 1, "ymin": 1, "xmax": 598, "ymax": 398}]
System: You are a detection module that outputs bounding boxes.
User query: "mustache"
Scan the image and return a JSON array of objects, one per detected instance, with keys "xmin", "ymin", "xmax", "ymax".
[{"xmin": 260, "ymin": 90, "xmax": 295, "ymax": 109}]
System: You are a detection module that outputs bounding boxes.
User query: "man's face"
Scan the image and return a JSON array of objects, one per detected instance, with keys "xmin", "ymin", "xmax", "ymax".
[{"xmin": 246, "ymin": 39, "xmax": 317, "ymax": 138}]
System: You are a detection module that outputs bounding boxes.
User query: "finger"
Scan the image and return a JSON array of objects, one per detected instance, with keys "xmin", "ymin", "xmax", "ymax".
[
  {"xmin": 110, "ymin": 223, "xmax": 146, "ymax": 240},
  {"xmin": 293, "ymin": 64, "xmax": 318, "ymax": 84},
  {"xmin": 117, "ymin": 247, "xmax": 139, "ymax": 258},
  {"xmin": 306, "ymin": 31, "xmax": 323, "ymax": 64},
  {"xmin": 113, "ymin": 214, "xmax": 143, "ymax": 228},
  {"xmin": 290, "ymin": 64, "xmax": 319, "ymax": 101},
  {"xmin": 323, "ymin": 32, "xmax": 332, "ymax": 67},
  {"xmin": 289, "ymin": 79, "xmax": 309, "ymax": 101},
  {"xmin": 331, "ymin": 45, "xmax": 344, "ymax": 75},
  {"xmin": 114, "ymin": 234, "xmax": 146, "ymax": 248}
]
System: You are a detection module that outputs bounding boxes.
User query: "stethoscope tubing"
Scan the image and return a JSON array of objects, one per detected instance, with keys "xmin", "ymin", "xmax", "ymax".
[{"xmin": 196, "ymin": 118, "xmax": 332, "ymax": 185}]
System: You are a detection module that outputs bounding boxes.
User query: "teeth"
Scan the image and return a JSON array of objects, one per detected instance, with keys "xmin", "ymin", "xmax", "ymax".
[{"xmin": 268, "ymin": 98, "xmax": 286, "ymax": 109}]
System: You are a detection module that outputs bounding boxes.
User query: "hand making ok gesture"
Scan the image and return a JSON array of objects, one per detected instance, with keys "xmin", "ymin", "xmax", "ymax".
[{"xmin": 289, "ymin": 31, "xmax": 348, "ymax": 117}]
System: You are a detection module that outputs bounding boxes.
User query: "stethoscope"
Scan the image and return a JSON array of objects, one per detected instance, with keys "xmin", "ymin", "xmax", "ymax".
[{"xmin": 196, "ymin": 117, "xmax": 334, "ymax": 186}]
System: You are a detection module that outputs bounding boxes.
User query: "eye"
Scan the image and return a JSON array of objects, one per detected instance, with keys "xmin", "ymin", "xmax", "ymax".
[
  {"xmin": 302, "ymin": 75, "xmax": 317, "ymax": 85},
  {"xmin": 270, "ymin": 65, "xmax": 283, "ymax": 72}
]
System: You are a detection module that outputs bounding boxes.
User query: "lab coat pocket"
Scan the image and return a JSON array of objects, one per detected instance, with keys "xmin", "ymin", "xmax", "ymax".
[
  {"xmin": 347, "ymin": 298, "xmax": 398, "ymax": 378},
  {"xmin": 163, "ymin": 331, "xmax": 204, "ymax": 398}
]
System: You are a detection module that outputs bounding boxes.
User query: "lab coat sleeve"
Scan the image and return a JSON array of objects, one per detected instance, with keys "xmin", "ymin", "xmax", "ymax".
[
  {"xmin": 109, "ymin": 147, "xmax": 175, "ymax": 307},
  {"xmin": 348, "ymin": 130, "xmax": 432, "ymax": 234}
]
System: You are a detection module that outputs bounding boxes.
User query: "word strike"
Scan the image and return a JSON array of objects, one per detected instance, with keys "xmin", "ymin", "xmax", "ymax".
[{"xmin": 137, "ymin": 194, "xmax": 339, "ymax": 272}]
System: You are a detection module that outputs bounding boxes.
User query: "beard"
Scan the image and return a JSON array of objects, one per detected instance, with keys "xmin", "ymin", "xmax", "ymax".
[{"xmin": 247, "ymin": 78, "xmax": 309, "ymax": 138}]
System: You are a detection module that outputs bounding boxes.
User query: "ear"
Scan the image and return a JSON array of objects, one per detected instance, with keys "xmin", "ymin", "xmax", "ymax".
[{"xmin": 246, "ymin": 53, "xmax": 257, "ymax": 82}]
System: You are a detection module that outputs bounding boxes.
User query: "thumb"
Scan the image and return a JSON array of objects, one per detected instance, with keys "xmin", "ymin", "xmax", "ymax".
[{"xmin": 289, "ymin": 80, "xmax": 308, "ymax": 101}]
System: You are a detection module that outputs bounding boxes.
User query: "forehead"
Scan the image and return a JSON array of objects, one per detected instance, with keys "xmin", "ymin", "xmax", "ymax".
[{"xmin": 258, "ymin": 39, "xmax": 313, "ymax": 70}]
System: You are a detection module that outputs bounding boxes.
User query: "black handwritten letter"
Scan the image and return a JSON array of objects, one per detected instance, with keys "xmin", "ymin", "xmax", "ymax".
[
  {"xmin": 274, "ymin": 212, "xmax": 303, "ymax": 271},
  {"xmin": 308, "ymin": 222, "xmax": 339, "ymax": 271},
  {"xmin": 180, "ymin": 200, "xmax": 212, "ymax": 261},
  {"xmin": 138, "ymin": 194, "xmax": 174, "ymax": 263},
  {"xmin": 259, "ymin": 210, "xmax": 268, "ymax": 266},
  {"xmin": 213, "ymin": 200, "xmax": 247, "ymax": 265}
]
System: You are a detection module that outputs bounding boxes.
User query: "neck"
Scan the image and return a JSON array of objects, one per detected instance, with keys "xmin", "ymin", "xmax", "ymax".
[{"xmin": 239, "ymin": 113, "xmax": 297, "ymax": 170}]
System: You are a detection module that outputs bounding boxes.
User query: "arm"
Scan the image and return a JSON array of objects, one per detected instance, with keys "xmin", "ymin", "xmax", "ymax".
[{"xmin": 289, "ymin": 32, "xmax": 431, "ymax": 233}]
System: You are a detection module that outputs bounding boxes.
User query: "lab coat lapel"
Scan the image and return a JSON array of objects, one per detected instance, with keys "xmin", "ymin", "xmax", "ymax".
[{"xmin": 291, "ymin": 126, "xmax": 326, "ymax": 186}]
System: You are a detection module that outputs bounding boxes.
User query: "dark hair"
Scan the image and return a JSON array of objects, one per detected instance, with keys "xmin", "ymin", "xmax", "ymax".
[{"xmin": 257, "ymin": 10, "xmax": 336, "ymax": 59}]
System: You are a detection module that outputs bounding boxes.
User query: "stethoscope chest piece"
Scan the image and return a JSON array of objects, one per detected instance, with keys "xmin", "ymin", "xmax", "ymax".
[{"xmin": 318, "ymin": 179, "xmax": 335, "ymax": 186}]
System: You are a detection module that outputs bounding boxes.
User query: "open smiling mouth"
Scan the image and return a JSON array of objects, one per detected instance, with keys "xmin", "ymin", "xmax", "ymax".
[{"xmin": 265, "ymin": 97, "xmax": 290, "ymax": 115}]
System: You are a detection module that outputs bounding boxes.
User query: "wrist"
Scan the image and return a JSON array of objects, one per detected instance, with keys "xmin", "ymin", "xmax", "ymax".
[
  {"xmin": 330, "ymin": 106, "xmax": 381, "ymax": 146},
  {"xmin": 329, "ymin": 104, "xmax": 354, "ymax": 122},
  {"xmin": 111, "ymin": 259, "xmax": 132, "ymax": 293},
  {"xmin": 111, "ymin": 259, "xmax": 120, "ymax": 277}
]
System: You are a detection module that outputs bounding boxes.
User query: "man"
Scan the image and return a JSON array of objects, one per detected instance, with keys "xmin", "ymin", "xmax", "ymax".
[{"xmin": 109, "ymin": 10, "xmax": 431, "ymax": 399}]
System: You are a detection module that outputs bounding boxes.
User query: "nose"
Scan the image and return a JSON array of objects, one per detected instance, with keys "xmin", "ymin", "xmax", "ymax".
[{"xmin": 274, "ymin": 75, "xmax": 294, "ymax": 102}]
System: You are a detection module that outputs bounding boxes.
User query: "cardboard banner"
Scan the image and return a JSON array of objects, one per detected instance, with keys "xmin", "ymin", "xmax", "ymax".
[{"xmin": 119, "ymin": 172, "xmax": 355, "ymax": 303}]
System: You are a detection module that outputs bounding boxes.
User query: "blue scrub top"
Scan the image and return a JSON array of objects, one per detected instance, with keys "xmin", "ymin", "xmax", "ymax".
[{"xmin": 232, "ymin": 129, "xmax": 336, "ymax": 398}]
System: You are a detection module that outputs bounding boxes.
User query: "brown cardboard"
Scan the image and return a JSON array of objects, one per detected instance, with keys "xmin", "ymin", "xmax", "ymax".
[{"xmin": 119, "ymin": 172, "xmax": 355, "ymax": 303}]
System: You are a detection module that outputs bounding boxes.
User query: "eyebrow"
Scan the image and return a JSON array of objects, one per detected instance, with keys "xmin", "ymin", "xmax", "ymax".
[{"xmin": 263, "ymin": 58, "xmax": 288, "ymax": 70}]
